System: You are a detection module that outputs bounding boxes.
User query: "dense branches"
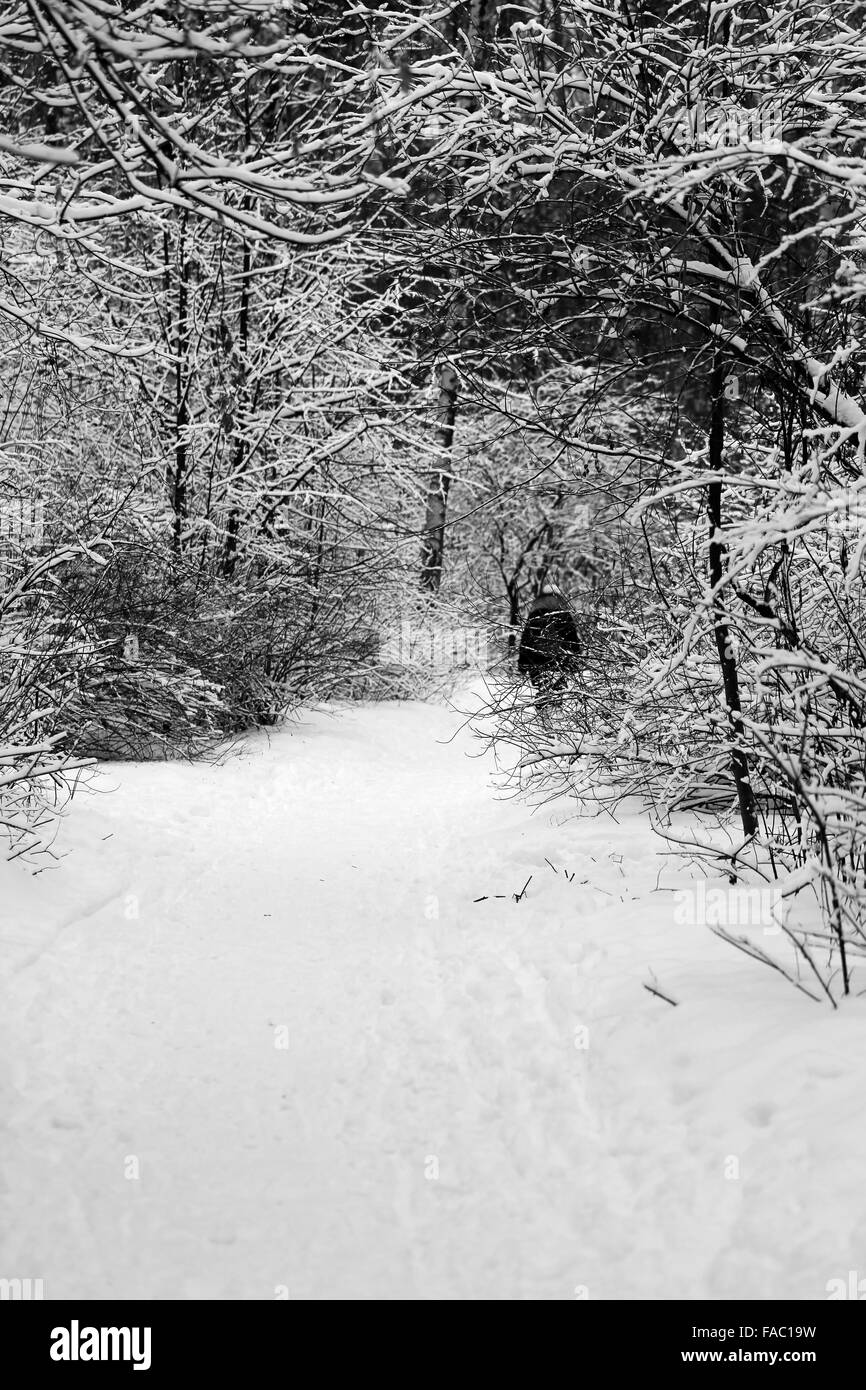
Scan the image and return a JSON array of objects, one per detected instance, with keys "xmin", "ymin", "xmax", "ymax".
[{"xmin": 5, "ymin": 2, "xmax": 866, "ymax": 999}]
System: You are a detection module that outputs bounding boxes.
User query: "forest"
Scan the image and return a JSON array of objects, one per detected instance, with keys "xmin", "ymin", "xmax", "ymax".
[{"xmin": 3, "ymin": 0, "xmax": 866, "ymax": 1011}]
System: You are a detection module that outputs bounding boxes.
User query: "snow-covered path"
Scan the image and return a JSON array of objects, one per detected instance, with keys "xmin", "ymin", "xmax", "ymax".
[{"xmin": 2, "ymin": 699, "xmax": 866, "ymax": 1300}]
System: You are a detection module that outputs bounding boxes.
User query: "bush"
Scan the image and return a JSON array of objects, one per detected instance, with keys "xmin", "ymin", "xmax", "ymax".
[
  {"xmin": 0, "ymin": 546, "xmax": 104, "ymax": 857},
  {"xmin": 55, "ymin": 531, "xmax": 393, "ymax": 758}
]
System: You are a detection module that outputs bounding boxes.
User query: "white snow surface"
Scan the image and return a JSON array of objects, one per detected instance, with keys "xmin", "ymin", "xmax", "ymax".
[{"xmin": 1, "ymin": 695, "xmax": 865, "ymax": 1301}]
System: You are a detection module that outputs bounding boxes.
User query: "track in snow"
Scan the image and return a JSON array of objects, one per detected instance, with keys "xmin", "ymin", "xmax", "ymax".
[{"xmin": 1, "ymin": 698, "xmax": 864, "ymax": 1300}]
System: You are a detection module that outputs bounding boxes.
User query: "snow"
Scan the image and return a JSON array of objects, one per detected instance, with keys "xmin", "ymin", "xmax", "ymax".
[{"xmin": 1, "ymin": 695, "xmax": 865, "ymax": 1301}]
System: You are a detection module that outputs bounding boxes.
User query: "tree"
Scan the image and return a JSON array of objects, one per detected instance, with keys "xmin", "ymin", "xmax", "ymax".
[{"xmin": 384, "ymin": 0, "xmax": 866, "ymax": 996}]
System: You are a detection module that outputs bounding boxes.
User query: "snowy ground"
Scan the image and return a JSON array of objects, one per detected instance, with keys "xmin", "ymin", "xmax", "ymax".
[{"xmin": 2, "ymin": 693, "xmax": 865, "ymax": 1301}]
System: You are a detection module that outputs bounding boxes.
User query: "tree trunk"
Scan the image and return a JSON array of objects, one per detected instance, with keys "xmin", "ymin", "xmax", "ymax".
[
  {"xmin": 707, "ymin": 361, "xmax": 759, "ymax": 839},
  {"xmin": 221, "ymin": 228, "xmax": 251, "ymax": 579},
  {"xmin": 420, "ymin": 362, "xmax": 459, "ymax": 592},
  {"xmin": 170, "ymin": 213, "xmax": 190, "ymax": 552}
]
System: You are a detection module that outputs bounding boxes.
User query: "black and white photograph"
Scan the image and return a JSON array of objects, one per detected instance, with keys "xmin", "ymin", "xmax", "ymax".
[{"xmin": 1, "ymin": 0, "xmax": 866, "ymax": 1339}]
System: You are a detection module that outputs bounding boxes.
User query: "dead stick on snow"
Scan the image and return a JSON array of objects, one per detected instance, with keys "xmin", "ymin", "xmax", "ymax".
[{"xmin": 643, "ymin": 982, "xmax": 679, "ymax": 1007}]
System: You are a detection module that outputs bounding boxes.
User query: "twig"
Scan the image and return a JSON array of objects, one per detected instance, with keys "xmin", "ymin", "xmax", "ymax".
[
  {"xmin": 643, "ymin": 982, "xmax": 679, "ymax": 1007},
  {"xmin": 514, "ymin": 875, "xmax": 532, "ymax": 902}
]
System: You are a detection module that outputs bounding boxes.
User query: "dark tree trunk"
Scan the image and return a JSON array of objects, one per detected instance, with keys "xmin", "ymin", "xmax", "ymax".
[
  {"xmin": 707, "ymin": 361, "xmax": 759, "ymax": 839},
  {"xmin": 170, "ymin": 213, "xmax": 190, "ymax": 552},
  {"xmin": 420, "ymin": 363, "xmax": 459, "ymax": 592},
  {"xmin": 221, "ymin": 231, "xmax": 251, "ymax": 579}
]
